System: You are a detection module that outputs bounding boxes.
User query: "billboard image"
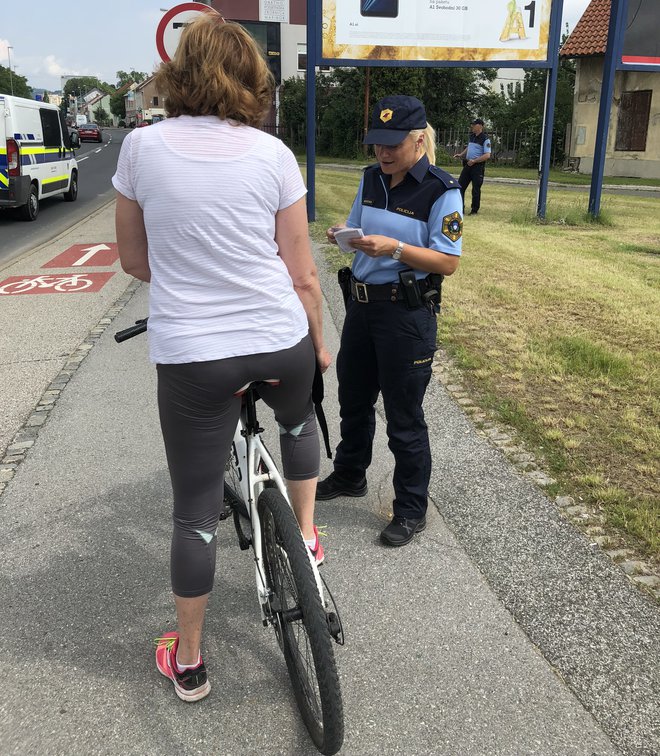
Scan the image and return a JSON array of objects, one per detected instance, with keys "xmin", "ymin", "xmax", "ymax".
[
  {"xmin": 321, "ymin": 0, "xmax": 554, "ymax": 64},
  {"xmin": 621, "ymin": 0, "xmax": 660, "ymax": 67}
]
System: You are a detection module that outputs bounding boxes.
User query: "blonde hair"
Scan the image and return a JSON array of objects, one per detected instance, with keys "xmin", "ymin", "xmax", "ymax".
[
  {"xmin": 155, "ymin": 15, "xmax": 274, "ymax": 126},
  {"xmin": 409, "ymin": 124, "xmax": 436, "ymax": 166}
]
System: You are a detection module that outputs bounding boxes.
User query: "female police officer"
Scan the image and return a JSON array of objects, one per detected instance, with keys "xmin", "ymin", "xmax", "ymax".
[{"xmin": 317, "ymin": 95, "xmax": 463, "ymax": 547}]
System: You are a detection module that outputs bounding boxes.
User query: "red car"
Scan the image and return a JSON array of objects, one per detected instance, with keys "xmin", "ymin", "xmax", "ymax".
[{"xmin": 78, "ymin": 123, "xmax": 103, "ymax": 143}]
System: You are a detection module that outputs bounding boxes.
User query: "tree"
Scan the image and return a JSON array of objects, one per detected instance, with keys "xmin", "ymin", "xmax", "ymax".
[
  {"xmin": 93, "ymin": 106, "xmax": 110, "ymax": 126},
  {"xmin": 116, "ymin": 70, "xmax": 148, "ymax": 87},
  {"xmin": 0, "ymin": 64, "xmax": 32, "ymax": 98},
  {"xmin": 280, "ymin": 66, "xmax": 496, "ymax": 159},
  {"xmin": 63, "ymin": 77, "xmax": 111, "ymax": 100},
  {"xmin": 110, "ymin": 90, "xmax": 127, "ymax": 120},
  {"xmin": 42, "ymin": 91, "xmax": 50, "ymax": 103}
]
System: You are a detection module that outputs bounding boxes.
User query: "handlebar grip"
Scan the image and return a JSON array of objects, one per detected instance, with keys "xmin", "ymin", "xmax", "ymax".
[{"xmin": 114, "ymin": 319, "xmax": 148, "ymax": 343}]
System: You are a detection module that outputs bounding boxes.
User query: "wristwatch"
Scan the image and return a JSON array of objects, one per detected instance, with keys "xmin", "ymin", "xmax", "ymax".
[{"xmin": 392, "ymin": 241, "xmax": 404, "ymax": 261}]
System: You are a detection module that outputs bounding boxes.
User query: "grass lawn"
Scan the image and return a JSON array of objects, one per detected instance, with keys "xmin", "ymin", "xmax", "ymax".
[{"xmin": 309, "ymin": 167, "xmax": 660, "ymax": 561}]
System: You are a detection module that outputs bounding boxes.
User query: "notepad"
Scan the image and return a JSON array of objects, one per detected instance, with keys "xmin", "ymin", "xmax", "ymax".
[{"xmin": 334, "ymin": 228, "xmax": 364, "ymax": 253}]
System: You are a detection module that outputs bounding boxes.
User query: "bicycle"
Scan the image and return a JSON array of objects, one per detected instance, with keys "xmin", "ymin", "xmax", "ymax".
[{"xmin": 115, "ymin": 319, "xmax": 345, "ymax": 756}]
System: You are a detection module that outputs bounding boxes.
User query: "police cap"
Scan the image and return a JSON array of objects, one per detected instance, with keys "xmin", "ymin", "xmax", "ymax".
[{"xmin": 363, "ymin": 95, "xmax": 427, "ymax": 146}]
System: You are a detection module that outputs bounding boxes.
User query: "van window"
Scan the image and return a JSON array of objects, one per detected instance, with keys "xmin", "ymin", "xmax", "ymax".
[{"xmin": 39, "ymin": 108, "xmax": 62, "ymax": 147}]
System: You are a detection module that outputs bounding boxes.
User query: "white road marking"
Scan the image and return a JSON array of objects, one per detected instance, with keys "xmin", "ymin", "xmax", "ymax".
[{"xmin": 72, "ymin": 244, "xmax": 111, "ymax": 266}]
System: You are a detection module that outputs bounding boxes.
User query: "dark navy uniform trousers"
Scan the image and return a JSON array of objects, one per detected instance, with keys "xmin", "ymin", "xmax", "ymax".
[{"xmin": 334, "ymin": 296, "xmax": 437, "ymax": 520}]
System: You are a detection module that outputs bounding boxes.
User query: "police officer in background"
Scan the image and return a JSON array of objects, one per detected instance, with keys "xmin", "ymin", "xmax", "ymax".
[
  {"xmin": 317, "ymin": 95, "xmax": 463, "ymax": 547},
  {"xmin": 454, "ymin": 118, "xmax": 491, "ymax": 215}
]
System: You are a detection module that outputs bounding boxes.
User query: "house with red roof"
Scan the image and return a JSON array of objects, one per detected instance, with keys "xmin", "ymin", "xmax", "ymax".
[{"xmin": 560, "ymin": 0, "xmax": 659, "ymax": 179}]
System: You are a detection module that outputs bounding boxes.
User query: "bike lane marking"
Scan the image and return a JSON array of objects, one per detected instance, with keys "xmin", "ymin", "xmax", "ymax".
[
  {"xmin": 42, "ymin": 243, "xmax": 119, "ymax": 268},
  {"xmin": 0, "ymin": 273, "xmax": 115, "ymax": 295}
]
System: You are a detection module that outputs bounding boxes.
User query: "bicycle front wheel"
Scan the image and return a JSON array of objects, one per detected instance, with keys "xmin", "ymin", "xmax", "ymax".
[{"xmin": 258, "ymin": 488, "xmax": 344, "ymax": 755}]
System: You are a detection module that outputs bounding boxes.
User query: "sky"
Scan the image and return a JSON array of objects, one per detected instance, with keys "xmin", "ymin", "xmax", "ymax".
[{"xmin": 0, "ymin": 0, "xmax": 592, "ymax": 92}]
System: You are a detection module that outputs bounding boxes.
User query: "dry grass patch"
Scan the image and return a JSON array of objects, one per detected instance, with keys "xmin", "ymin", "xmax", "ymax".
[{"xmin": 312, "ymin": 168, "xmax": 660, "ymax": 559}]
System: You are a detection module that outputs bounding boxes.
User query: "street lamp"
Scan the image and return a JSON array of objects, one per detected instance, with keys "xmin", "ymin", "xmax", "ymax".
[{"xmin": 7, "ymin": 46, "xmax": 14, "ymax": 96}]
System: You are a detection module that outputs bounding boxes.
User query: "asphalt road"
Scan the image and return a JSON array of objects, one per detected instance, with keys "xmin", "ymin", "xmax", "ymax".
[{"xmin": 0, "ymin": 128, "xmax": 127, "ymax": 266}]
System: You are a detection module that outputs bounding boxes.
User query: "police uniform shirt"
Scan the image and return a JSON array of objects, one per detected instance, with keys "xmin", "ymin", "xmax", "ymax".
[
  {"xmin": 346, "ymin": 155, "xmax": 463, "ymax": 285},
  {"xmin": 466, "ymin": 132, "xmax": 491, "ymax": 162}
]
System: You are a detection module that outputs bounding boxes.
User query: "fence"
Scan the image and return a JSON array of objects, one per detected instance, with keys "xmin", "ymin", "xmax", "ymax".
[{"xmin": 263, "ymin": 123, "xmax": 564, "ymax": 167}]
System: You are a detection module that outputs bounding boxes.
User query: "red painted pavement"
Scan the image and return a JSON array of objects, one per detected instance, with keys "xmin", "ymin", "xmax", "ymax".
[
  {"xmin": 0, "ymin": 273, "xmax": 115, "ymax": 295},
  {"xmin": 42, "ymin": 243, "xmax": 119, "ymax": 269}
]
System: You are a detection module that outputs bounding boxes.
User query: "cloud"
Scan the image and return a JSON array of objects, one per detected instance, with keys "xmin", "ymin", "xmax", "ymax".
[{"xmin": 44, "ymin": 55, "xmax": 68, "ymax": 77}]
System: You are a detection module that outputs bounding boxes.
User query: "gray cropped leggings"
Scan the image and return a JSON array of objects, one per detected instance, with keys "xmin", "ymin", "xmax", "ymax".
[{"xmin": 157, "ymin": 335, "xmax": 319, "ymax": 597}]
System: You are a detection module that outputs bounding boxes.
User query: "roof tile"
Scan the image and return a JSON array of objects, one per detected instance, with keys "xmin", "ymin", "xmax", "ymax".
[{"xmin": 560, "ymin": 0, "xmax": 610, "ymax": 57}]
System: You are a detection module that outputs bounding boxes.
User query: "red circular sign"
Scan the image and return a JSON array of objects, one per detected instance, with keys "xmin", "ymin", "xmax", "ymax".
[{"xmin": 156, "ymin": 3, "xmax": 218, "ymax": 63}]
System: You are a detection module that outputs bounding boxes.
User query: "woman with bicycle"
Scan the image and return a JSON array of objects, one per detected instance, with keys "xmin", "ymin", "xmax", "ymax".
[{"xmin": 112, "ymin": 15, "xmax": 330, "ymax": 703}]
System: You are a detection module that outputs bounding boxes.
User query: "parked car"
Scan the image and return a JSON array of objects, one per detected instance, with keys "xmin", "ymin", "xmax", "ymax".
[{"xmin": 78, "ymin": 123, "xmax": 103, "ymax": 142}]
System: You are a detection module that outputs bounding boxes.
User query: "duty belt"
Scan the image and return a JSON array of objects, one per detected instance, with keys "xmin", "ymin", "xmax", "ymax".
[{"xmin": 350, "ymin": 276, "xmax": 434, "ymax": 304}]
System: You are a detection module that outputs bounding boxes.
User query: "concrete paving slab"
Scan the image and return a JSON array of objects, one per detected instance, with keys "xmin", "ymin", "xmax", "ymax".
[{"xmin": 0, "ymin": 200, "xmax": 131, "ymax": 459}]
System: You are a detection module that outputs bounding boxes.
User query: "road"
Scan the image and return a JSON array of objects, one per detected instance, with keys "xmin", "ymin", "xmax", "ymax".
[{"xmin": 0, "ymin": 128, "xmax": 127, "ymax": 266}]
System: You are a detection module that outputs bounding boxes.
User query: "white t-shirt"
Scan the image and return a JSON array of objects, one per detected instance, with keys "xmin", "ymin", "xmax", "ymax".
[{"xmin": 112, "ymin": 116, "xmax": 309, "ymax": 364}]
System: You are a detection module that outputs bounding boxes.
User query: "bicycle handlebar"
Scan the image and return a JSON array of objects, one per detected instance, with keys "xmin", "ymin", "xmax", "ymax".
[{"xmin": 114, "ymin": 318, "xmax": 148, "ymax": 343}]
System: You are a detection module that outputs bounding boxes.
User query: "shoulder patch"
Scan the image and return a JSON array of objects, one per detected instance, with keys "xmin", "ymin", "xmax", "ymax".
[
  {"xmin": 429, "ymin": 164, "xmax": 461, "ymax": 190},
  {"xmin": 442, "ymin": 211, "xmax": 463, "ymax": 243}
]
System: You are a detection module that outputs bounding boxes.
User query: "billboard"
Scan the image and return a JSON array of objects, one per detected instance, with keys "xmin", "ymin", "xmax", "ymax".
[
  {"xmin": 620, "ymin": 0, "xmax": 660, "ymax": 68},
  {"xmin": 320, "ymin": 0, "xmax": 554, "ymax": 64}
]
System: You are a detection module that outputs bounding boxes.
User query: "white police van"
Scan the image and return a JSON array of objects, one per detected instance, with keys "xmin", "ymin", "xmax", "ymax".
[{"xmin": 0, "ymin": 94, "xmax": 78, "ymax": 221}]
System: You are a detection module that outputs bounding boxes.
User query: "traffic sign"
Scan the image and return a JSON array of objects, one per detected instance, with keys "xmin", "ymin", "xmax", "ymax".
[
  {"xmin": 42, "ymin": 244, "xmax": 119, "ymax": 269},
  {"xmin": 156, "ymin": 2, "xmax": 219, "ymax": 63}
]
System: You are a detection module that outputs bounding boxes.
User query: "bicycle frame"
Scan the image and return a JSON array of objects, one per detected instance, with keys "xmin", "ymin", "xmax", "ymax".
[{"xmin": 229, "ymin": 391, "xmax": 327, "ymax": 619}]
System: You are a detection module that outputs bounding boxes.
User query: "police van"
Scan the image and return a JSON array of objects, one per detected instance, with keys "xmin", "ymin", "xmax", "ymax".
[{"xmin": 0, "ymin": 94, "xmax": 78, "ymax": 221}]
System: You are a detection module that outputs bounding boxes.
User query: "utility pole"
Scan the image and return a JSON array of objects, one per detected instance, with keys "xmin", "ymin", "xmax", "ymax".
[{"xmin": 7, "ymin": 46, "xmax": 14, "ymax": 95}]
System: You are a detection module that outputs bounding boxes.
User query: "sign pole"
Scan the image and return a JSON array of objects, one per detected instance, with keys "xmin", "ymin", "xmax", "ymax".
[
  {"xmin": 536, "ymin": 0, "xmax": 564, "ymax": 219},
  {"xmin": 305, "ymin": 0, "xmax": 317, "ymax": 222},
  {"xmin": 588, "ymin": 0, "xmax": 628, "ymax": 218}
]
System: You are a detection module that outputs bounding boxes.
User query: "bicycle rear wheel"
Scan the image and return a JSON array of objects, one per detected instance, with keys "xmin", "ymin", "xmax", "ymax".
[{"xmin": 258, "ymin": 488, "xmax": 344, "ymax": 755}]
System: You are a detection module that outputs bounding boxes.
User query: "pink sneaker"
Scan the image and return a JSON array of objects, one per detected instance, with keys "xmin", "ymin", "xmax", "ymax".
[
  {"xmin": 308, "ymin": 525, "xmax": 324, "ymax": 566},
  {"xmin": 155, "ymin": 632, "xmax": 211, "ymax": 702}
]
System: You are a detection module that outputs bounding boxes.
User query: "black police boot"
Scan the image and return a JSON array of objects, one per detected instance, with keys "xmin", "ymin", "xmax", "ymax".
[
  {"xmin": 316, "ymin": 471, "xmax": 368, "ymax": 501},
  {"xmin": 380, "ymin": 515, "xmax": 426, "ymax": 547}
]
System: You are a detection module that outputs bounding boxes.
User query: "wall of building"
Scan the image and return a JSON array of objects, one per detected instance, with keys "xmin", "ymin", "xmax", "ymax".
[{"xmin": 571, "ymin": 57, "xmax": 660, "ymax": 178}]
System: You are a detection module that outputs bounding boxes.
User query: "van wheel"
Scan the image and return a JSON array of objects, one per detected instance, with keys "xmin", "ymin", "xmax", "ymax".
[
  {"xmin": 64, "ymin": 171, "xmax": 78, "ymax": 202},
  {"xmin": 20, "ymin": 183, "xmax": 39, "ymax": 221}
]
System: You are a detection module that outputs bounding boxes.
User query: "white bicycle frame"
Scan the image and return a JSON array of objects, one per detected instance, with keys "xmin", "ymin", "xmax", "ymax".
[{"xmin": 229, "ymin": 415, "xmax": 327, "ymax": 620}]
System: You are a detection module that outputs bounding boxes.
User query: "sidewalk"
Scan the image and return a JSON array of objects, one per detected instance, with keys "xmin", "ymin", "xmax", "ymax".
[
  {"xmin": 311, "ymin": 162, "xmax": 660, "ymax": 193},
  {"xmin": 0, "ymin": 203, "xmax": 658, "ymax": 755}
]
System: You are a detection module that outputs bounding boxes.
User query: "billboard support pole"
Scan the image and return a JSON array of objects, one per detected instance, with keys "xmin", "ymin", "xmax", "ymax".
[
  {"xmin": 536, "ymin": 0, "xmax": 564, "ymax": 219},
  {"xmin": 588, "ymin": 0, "xmax": 628, "ymax": 218},
  {"xmin": 305, "ymin": 0, "xmax": 317, "ymax": 222}
]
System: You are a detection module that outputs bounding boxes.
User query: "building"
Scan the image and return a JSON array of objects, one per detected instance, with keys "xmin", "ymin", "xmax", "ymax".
[
  {"xmin": 209, "ymin": 0, "xmax": 308, "ymax": 84},
  {"xmin": 560, "ymin": 0, "xmax": 660, "ymax": 179},
  {"xmin": 124, "ymin": 77, "xmax": 166, "ymax": 127}
]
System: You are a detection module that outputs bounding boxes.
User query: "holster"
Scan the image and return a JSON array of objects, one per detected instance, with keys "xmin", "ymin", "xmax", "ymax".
[
  {"xmin": 338, "ymin": 266, "xmax": 352, "ymax": 310},
  {"xmin": 424, "ymin": 273, "xmax": 444, "ymax": 314}
]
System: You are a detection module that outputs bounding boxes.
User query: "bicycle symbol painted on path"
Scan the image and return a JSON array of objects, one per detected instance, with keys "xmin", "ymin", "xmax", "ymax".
[{"xmin": 0, "ymin": 273, "xmax": 115, "ymax": 295}]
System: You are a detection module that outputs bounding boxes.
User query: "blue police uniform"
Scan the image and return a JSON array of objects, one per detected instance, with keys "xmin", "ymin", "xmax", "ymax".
[
  {"xmin": 459, "ymin": 130, "xmax": 491, "ymax": 213},
  {"xmin": 334, "ymin": 155, "xmax": 462, "ymax": 520}
]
